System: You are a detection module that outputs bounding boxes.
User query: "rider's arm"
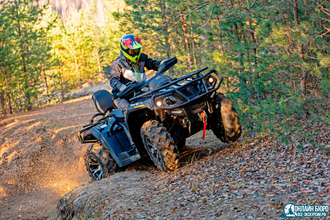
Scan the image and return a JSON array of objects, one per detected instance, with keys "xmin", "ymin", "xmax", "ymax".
[
  {"xmin": 142, "ymin": 53, "xmax": 161, "ymax": 71},
  {"xmin": 109, "ymin": 60, "xmax": 126, "ymax": 92}
]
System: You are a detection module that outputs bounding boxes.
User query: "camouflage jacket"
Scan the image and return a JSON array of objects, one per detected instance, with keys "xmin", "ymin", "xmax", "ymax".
[{"xmin": 109, "ymin": 53, "xmax": 160, "ymax": 93}]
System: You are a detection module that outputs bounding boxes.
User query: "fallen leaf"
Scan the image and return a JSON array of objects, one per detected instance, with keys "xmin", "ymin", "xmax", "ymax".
[{"xmin": 301, "ymin": 189, "xmax": 314, "ymax": 193}]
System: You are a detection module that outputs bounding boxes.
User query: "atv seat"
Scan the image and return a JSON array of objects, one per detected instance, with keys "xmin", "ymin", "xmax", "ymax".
[{"xmin": 92, "ymin": 90, "xmax": 117, "ymax": 114}]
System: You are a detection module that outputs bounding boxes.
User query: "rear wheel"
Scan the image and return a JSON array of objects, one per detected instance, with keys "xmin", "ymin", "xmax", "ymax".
[
  {"xmin": 84, "ymin": 143, "xmax": 117, "ymax": 181},
  {"xmin": 141, "ymin": 120, "xmax": 180, "ymax": 171},
  {"xmin": 211, "ymin": 93, "xmax": 241, "ymax": 143}
]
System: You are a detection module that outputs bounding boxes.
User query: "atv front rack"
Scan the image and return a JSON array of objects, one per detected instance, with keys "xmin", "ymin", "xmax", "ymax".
[{"xmin": 130, "ymin": 67, "xmax": 223, "ymax": 110}]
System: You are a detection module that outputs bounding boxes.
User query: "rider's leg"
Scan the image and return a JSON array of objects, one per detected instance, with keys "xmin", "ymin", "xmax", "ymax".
[
  {"xmin": 113, "ymin": 98, "xmax": 129, "ymax": 117},
  {"xmin": 113, "ymin": 98, "xmax": 135, "ymax": 146}
]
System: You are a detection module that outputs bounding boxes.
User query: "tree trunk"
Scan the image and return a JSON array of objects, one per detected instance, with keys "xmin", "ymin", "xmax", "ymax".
[
  {"xmin": 250, "ymin": 31, "xmax": 257, "ymax": 65},
  {"xmin": 17, "ymin": 16, "xmax": 27, "ymax": 74},
  {"xmin": 16, "ymin": 7, "xmax": 30, "ymax": 110},
  {"xmin": 164, "ymin": 31, "xmax": 171, "ymax": 60},
  {"xmin": 293, "ymin": 0, "xmax": 306, "ymax": 96},
  {"xmin": 58, "ymin": 66, "xmax": 65, "ymax": 102},
  {"xmin": 1, "ymin": 39, "xmax": 12, "ymax": 114},
  {"xmin": 189, "ymin": 15, "xmax": 197, "ymax": 69},
  {"xmin": 43, "ymin": 70, "xmax": 50, "ymax": 103},
  {"xmin": 180, "ymin": 13, "xmax": 192, "ymax": 70},
  {"xmin": 4, "ymin": 69, "xmax": 13, "ymax": 114},
  {"xmin": 191, "ymin": 36, "xmax": 197, "ymax": 69},
  {"xmin": 233, "ymin": 24, "xmax": 247, "ymax": 85},
  {"xmin": 0, "ymin": 41, "xmax": 6, "ymax": 114},
  {"xmin": 0, "ymin": 93, "xmax": 5, "ymax": 114},
  {"xmin": 160, "ymin": 2, "xmax": 171, "ymax": 59},
  {"xmin": 243, "ymin": 32, "xmax": 250, "ymax": 64},
  {"xmin": 293, "ymin": 0, "xmax": 300, "ymax": 25},
  {"xmin": 233, "ymin": 24, "xmax": 243, "ymax": 67},
  {"xmin": 96, "ymin": 50, "xmax": 102, "ymax": 79},
  {"xmin": 247, "ymin": 17, "xmax": 257, "ymax": 65},
  {"xmin": 215, "ymin": 16, "xmax": 224, "ymax": 54},
  {"xmin": 74, "ymin": 54, "xmax": 80, "ymax": 83}
]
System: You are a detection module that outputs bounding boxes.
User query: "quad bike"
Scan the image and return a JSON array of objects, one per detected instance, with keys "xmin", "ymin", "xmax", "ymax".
[{"xmin": 78, "ymin": 57, "xmax": 241, "ymax": 181}]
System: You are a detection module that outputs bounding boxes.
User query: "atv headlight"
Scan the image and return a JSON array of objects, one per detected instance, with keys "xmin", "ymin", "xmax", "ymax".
[
  {"xmin": 154, "ymin": 97, "xmax": 163, "ymax": 107},
  {"xmin": 205, "ymin": 75, "xmax": 217, "ymax": 89},
  {"xmin": 163, "ymin": 96, "xmax": 178, "ymax": 107},
  {"xmin": 155, "ymin": 95, "xmax": 182, "ymax": 108}
]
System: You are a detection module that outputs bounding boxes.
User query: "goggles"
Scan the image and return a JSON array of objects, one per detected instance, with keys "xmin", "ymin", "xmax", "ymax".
[{"xmin": 128, "ymin": 49, "xmax": 140, "ymax": 56}]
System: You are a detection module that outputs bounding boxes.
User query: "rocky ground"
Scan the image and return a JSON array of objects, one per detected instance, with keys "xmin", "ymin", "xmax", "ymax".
[
  {"xmin": 0, "ymin": 81, "xmax": 329, "ymax": 220},
  {"xmin": 51, "ymin": 127, "xmax": 330, "ymax": 220}
]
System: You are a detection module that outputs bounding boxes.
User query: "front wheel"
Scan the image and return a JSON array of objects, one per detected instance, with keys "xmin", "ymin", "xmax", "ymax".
[
  {"xmin": 84, "ymin": 143, "xmax": 117, "ymax": 181},
  {"xmin": 211, "ymin": 93, "xmax": 241, "ymax": 143},
  {"xmin": 140, "ymin": 120, "xmax": 180, "ymax": 171}
]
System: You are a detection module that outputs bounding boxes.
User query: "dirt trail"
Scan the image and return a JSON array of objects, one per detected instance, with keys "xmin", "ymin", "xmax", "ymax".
[
  {"xmin": 0, "ymin": 81, "xmax": 224, "ymax": 220},
  {"xmin": 0, "ymin": 92, "xmax": 101, "ymax": 219}
]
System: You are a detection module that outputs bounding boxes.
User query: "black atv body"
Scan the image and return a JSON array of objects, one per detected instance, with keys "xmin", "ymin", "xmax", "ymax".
[
  {"xmin": 78, "ymin": 91, "xmax": 141, "ymax": 171},
  {"xmin": 78, "ymin": 57, "xmax": 241, "ymax": 180}
]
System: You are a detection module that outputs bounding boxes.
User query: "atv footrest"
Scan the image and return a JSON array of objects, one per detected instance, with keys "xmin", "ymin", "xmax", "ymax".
[{"xmin": 119, "ymin": 148, "xmax": 141, "ymax": 166}]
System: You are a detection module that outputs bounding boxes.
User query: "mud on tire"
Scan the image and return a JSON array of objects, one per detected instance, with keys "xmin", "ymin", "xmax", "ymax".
[
  {"xmin": 211, "ymin": 93, "xmax": 241, "ymax": 143},
  {"xmin": 84, "ymin": 143, "xmax": 116, "ymax": 181},
  {"xmin": 140, "ymin": 120, "xmax": 180, "ymax": 171}
]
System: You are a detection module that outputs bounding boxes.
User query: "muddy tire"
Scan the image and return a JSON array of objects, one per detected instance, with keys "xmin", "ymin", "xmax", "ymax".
[
  {"xmin": 140, "ymin": 120, "xmax": 180, "ymax": 171},
  {"xmin": 211, "ymin": 93, "xmax": 241, "ymax": 143},
  {"xmin": 84, "ymin": 143, "xmax": 117, "ymax": 181}
]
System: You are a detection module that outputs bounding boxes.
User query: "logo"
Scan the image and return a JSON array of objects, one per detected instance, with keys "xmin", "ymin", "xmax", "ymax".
[
  {"xmin": 281, "ymin": 203, "xmax": 296, "ymax": 218},
  {"xmin": 133, "ymin": 104, "xmax": 145, "ymax": 109},
  {"xmin": 122, "ymin": 38, "xmax": 132, "ymax": 49},
  {"xmin": 280, "ymin": 203, "xmax": 329, "ymax": 218},
  {"xmin": 134, "ymin": 37, "xmax": 141, "ymax": 44}
]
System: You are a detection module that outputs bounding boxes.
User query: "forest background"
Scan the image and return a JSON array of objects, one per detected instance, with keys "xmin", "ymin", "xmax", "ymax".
[{"xmin": 1, "ymin": 0, "xmax": 330, "ymax": 143}]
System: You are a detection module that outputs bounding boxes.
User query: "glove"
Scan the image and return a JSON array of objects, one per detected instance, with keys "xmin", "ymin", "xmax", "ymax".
[
  {"xmin": 119, "ymin": 84, "xmax": 127, "ymax": 91},
  {"xmin": 157, "ymin": 60, "xmax": 164, "ymax": 69}
]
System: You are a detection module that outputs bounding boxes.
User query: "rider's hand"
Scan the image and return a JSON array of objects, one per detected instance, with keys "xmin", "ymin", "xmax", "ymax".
[
  {"xmin": 157, "ymin": 60, "xmax": 164, "ymax": 69},
  {"xmin": 119, "ymin": 84, "xmax": 127, "ymax": 91}
]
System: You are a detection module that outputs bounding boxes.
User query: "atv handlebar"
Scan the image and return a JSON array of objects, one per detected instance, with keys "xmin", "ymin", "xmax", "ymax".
[
  {"xmin": 114, "ymin": 57, "xmax": 178, "ymax": 100},
  {"xmin": 155, "ymin": 57, "xmax": 177, "ymax": 76}
]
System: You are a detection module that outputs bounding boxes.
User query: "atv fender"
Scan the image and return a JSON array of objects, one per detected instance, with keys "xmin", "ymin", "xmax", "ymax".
[
  {"xmin": 80, "ymin": 110, "xmax": 141, "ymax": 167},
  {"xmin": 125, "ymin": 100, "xmax": 155, "ymax": 155}
]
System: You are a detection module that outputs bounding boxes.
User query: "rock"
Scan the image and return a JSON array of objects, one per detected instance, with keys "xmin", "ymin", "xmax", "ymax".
[
  {"xmin": 29, "ymin": 144, "xmax": 42, "ymax": 155},
  {"xmin": 7, "ymin": 151, "xmax": 19, "ymax": 164},
  {"xmin": 53, "ymin": 171, "xmax": 151, "ymax": 219}
]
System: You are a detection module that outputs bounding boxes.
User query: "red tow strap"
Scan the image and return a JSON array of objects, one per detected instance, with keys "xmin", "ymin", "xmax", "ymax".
[{"xmin": 202, "ymin": 119, "xmax": 207, "ymax": 140}]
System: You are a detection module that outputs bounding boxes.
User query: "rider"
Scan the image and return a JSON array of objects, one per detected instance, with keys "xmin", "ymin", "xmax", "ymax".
[{"xmin": 109, "ymin": 34, "xmax": 161, "ymax": 116}]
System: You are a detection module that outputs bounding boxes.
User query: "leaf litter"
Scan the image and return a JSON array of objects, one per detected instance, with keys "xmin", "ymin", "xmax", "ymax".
[{"xmin": 54, "ymin": 121, "xmax": 329, "ymax": 219}]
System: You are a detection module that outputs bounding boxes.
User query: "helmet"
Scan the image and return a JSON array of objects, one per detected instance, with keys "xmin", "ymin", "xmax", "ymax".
[{"xmin": 120, "ymin": 34, "xmax": 142, "ymax": 63}]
